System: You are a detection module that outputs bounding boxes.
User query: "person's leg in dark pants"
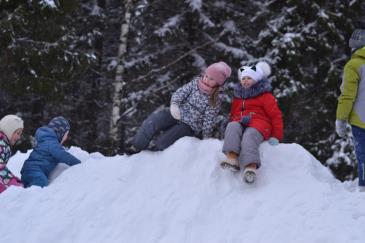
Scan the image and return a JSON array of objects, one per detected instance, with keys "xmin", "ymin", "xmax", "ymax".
[
  {"xmin": 21, "ymin": 170, "xmax": 49, "ymax": 188},
  {"xmin": 352, "ymin": 125, "xmax": 365, "ymax": 187},
  {"xmin": 154, "ymin": 122, "xmax": 194, "ymax": 150},
  {"xmin": 132, "ymin": 109, "xmax": 177, "ymax": 150}
]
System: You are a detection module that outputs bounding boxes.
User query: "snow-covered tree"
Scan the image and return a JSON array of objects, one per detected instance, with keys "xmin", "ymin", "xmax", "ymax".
[
  {"xmin": 0, "ymin": 0, "xmax": 103, "ymax": 149},
  {"xmin": 252, "ymin": 0, "xmax": 364, "ymax": 179},
  {"xmin": 1, "ymin": 0, "xmax": 365, "ymax": 181}
]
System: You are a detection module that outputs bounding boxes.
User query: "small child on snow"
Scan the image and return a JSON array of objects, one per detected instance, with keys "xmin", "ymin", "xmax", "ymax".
[
  {"xmin": 0, "ymin": 115, "xmax": 24, "ymax": 193},
  {"xmin": 21, "ymin": 116, "xmax": 81, "ymax": 188},
  {"xmin": 220, "ymin": 61, "xmax": 283, "ymax": 183},
  {"xmin": 131, "ymin": 61, "xmax": 231, "ymax": 152}
]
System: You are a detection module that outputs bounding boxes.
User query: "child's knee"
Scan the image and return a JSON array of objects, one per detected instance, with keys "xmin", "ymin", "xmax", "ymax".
[
  {"xmin": 225, "ymin": 121, "xmax": 242, "ymax": 133},
  {"xmin": 243, "ymin": 127, "xmax": 263, "ymax": 142}
]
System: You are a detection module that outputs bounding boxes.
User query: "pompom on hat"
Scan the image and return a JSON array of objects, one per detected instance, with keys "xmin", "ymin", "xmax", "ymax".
[
  {"xmin": 238, "ymin": 61, "xmax": 271, "ymax": 82},
  {"xmin": 205, "ymin": 61, "xmax": 232, "ymax": 86},
  {"xmin": 0, "ymin": 114, "xmax": 24, "ymax": 140}
]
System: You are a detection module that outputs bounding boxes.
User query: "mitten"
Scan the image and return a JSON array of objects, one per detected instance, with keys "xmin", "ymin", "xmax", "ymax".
[
  {"xmin": 0, "ymin": 183, "xmax": 6, "ymax": 193},
  {"xmin": 335, "ymin": 120, "xmax": 347, "ymax": 137},
  {"xmin": 170, "ymin": 103, "xmax": 181, "ymax": 120},
  {"xmin": 8, "ymin": 177, "xmax": 23, "ymax": 187},
  {"xmin": 240, "ymin": 115, "xmax": 252, "ymax": 125},
  {"xmin": 268, "ymin": 137, "xmax": 279, "ymax": 146}
]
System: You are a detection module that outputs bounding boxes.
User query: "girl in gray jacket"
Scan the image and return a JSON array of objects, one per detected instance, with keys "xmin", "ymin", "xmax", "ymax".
[{"xmin": 131, "ymin": 62, "xmax": 231, "ymax": 152}]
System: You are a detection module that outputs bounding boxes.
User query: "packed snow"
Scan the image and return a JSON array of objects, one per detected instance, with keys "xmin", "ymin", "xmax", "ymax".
[{"xmin": 1, "ymin": 137, "xmax": 364, "ymax": 243}]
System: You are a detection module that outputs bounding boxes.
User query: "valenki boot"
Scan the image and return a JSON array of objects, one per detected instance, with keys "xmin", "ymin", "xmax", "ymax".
[
  {"xmin": 243, "ymin": 163, "xmax": 257, "ymax": 184},
  {"xmin": 220, "ymin": 152, "xmax": 240, "ymax": 172}
]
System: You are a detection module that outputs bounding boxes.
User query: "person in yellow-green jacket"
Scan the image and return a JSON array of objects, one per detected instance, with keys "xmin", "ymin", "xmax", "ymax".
[{"xmin": 336, "ymin": 29, "xmax": 365, "ymax": 191}]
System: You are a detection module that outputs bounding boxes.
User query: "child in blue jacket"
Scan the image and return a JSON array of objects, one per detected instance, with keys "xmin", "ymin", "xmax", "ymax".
[{"xmin": 21, "ymin": 116, "xmax": 81, "ymax": 188}]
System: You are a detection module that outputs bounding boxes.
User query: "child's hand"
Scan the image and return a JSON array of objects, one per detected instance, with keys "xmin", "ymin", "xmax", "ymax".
[
  {"xmin": 170, "ymin": 103, "xmax": 181, "ymax": 120},
  {"xmin": 268, "ymin": 137, "xmax": 279, "ymax": 146},
  {"xmin": 240, "ymin": 115, "xmax": 251, "ymax": 125},
  {"xmin": 335, "ymin": 120, "xmax": 347, "ymax": 137}
]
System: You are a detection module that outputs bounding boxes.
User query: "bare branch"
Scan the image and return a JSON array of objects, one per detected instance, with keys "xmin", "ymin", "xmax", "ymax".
[{"xmin": 130, "ymin": 30, "xmax": 227, "ymax": 83}]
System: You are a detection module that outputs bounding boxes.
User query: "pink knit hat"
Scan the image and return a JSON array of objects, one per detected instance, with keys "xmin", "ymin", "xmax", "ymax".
[{"xmin": 205, "ymin": 61, "xmax": 231, "ymax": 85}]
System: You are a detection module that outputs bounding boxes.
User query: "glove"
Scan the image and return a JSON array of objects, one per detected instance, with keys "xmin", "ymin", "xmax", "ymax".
[
  {"xmin": 170, "ymin": 103, "xmax": 181, "ymax": 120},
  {"xmin": 268, "ymin": 137, "xmax": 279, "ymax": 146},
  {"xmin": 240, "ymin": 115, "xmax": 252, "ymax": 125},
  {"xmin": 8, "ymin": 177, "xmax": 23, "ymax": 187},
  {"xmin": 0, "ymin": 183, "xmax": 6, "ymax": 193},
  {"xmin": 335, "ymin": 120, "xmax": 347, "ymax": 137}
]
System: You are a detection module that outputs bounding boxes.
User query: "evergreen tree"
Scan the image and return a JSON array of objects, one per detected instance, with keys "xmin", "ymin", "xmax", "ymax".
[
  {"xmin": 253, "ymin": 0, "xmax": 365, "ymax": 180},
  {"xmin": 1, "ymin": 0, "xmax": 365, "ymax": 181},
  {"xmin": 0, "ymin": 0, "xmax": 103, "ymax": 150}
]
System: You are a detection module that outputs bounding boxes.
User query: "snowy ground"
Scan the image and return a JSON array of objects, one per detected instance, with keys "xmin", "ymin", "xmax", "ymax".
[{"xmin": 1, "ymin": 137, "xmax": 364, "ymax": 243}]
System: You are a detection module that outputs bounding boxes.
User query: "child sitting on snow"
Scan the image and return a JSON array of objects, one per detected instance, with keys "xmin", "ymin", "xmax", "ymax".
[
  {"xmin": 130, "ymin": 61, "xmax": 231, "ymax": 152},
  {"xmin": 21, "ymin": 116, "xmax": 81, "ymax": 188},
  {"xmin": 0, "ymin": 115, "xmax": 24, "ymax": 193},
  {"xmin": 220, "ymin": 61, "xmax": 283, "ymax": 183}
]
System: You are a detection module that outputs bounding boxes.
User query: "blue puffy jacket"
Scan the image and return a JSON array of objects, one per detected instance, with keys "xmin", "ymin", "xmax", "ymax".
[{"xmin": 21, "ymin": 126, "xmax": 81, "ymax": 179}]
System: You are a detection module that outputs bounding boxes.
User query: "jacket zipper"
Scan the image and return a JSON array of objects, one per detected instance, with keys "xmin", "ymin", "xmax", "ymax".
[{"xmin": 241, "ymin": 99, "xmax": 245, "ymax": 117}]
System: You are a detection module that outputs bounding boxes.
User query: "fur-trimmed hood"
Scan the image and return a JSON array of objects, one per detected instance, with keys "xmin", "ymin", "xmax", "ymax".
[{"xmin": 233, "ymin": 79, "xmax": 272, "ymax": 99}]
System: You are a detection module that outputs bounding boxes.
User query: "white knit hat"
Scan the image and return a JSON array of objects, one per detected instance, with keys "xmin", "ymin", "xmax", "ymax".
[
  {"xmin": 238, "ymin": 61, "xmax": 271, "ymax": 82},
  {"xmin": 0, "ymin": 115, "xmax": 24, "ymax": 140}
]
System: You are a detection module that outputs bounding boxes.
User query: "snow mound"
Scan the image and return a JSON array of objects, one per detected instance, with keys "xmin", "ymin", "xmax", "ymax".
[{"xmin": 1, "ymin": 138, "xmax": 365, "ymax": 243}]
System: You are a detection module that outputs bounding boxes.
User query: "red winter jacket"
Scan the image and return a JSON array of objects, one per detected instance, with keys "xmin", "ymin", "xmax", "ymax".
[{"xmin": 229, "ymin": 92, "xmax": 283, "ymax": 141}]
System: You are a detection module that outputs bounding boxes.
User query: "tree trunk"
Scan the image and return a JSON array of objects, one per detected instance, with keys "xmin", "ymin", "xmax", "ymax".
[{"xmin": 109, "ymin": 0, "xmax": 133, "ymax": 151}]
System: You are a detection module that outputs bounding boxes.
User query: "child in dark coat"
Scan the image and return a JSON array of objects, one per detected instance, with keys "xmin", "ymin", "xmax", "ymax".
[
  {"xmin": 220, "ymin": 61, "xmax": 283, "ymax": 183},
  {"xmin": 131, "ymin": 61, "xmax": 231, "ymax": 152},
  {"xmin": 0, "ymin": 115, "xmax": 24, "ymax": 193},
  {"xmin": 21, "ymin": 116, "xmax": 81, "ymax": 188}
]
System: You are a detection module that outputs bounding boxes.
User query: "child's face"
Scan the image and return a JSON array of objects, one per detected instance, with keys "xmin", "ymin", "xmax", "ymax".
[
  {"xmin": 240, "ymin": 76, "xmax": 256, "ymax": 89},
  {"xmin": 10, "ymin": 128, "xmax": 23, "ymax": 146},
  {"xmin": 202, "ymin": 73, "xmax": 218, "ymax": 88},
  {"xmin": 61, "ymin": 131, "xmax": 69, "ymax": 145}
]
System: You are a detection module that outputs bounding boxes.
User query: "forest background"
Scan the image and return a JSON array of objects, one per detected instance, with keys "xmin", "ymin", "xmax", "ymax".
[{"xmin": 1, "ymin": 0, "xmax": 364, "ymax": 181}]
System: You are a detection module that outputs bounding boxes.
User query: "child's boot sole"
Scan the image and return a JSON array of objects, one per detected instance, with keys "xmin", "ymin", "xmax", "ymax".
[
  {"xmin": 220, "ymin": 162, "xmax": 240, "ymax": 172},
  {"xmin": 243, "ymin": 168, "xmax": 256, "ymax": 184}
]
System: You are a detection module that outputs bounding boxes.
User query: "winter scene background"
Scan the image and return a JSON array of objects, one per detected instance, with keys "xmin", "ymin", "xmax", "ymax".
[{"xmin": 1, "ymin": 0, "xmax": 365, "ymax": 242}]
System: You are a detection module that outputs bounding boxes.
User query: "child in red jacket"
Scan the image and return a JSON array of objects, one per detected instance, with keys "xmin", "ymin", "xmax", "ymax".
[{"xmin": 220, "ymin": 61, "xmax": 283, "ymax": 183}]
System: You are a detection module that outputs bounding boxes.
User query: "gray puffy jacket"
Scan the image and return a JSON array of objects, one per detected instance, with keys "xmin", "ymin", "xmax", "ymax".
[{"xmin": 171, "ymin": 78, "xmax": 222, "ymax": 137}]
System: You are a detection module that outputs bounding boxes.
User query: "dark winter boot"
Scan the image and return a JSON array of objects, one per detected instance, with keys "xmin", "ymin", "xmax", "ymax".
[{"xmin": 220, "ymin": 152, "xmax": 240, "ymax": 172}]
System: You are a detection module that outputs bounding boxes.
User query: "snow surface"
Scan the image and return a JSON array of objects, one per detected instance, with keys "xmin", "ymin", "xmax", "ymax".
[{"xmin": 1, "ymin": 137, "xmax": 365, "ymax": 243}]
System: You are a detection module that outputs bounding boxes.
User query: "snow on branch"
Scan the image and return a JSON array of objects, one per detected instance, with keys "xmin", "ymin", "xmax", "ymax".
[
  {"xmin": 214, "ymin": 42, "xmax": 251, "ymax": 59},
  {"xmin": 191, "ymin": 53, "xmax": 206, "ymax": 69},
  {"xmin": 154, "ymin": 15, "xmax": 182, "ymax": 37},
  {"xmin": 120, "ymin": 71, "xmax": 189, "ymax": 118},
  {"xmin": 124, "ymin": 46, "xmax": 175, "ymax": 69},
  {"xmin": 130, "ymin": 30, "xmax": 227, "ymax": 83},
  {"xmin": 40, "ymin": 0, "xmax": 58, "ymax": 8},
  {"xmin": 198, "ymin": 12, "xmax": 215, "ymax": 27},
  {"xmin": 186, "ymin": 0, "xmax": 202, "ymax": 10}
]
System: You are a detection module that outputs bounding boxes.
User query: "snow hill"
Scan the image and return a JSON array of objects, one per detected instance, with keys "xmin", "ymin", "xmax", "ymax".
[{"xmin": 1, "ymin": 138, "xmax": 365, "ymax": 243}]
